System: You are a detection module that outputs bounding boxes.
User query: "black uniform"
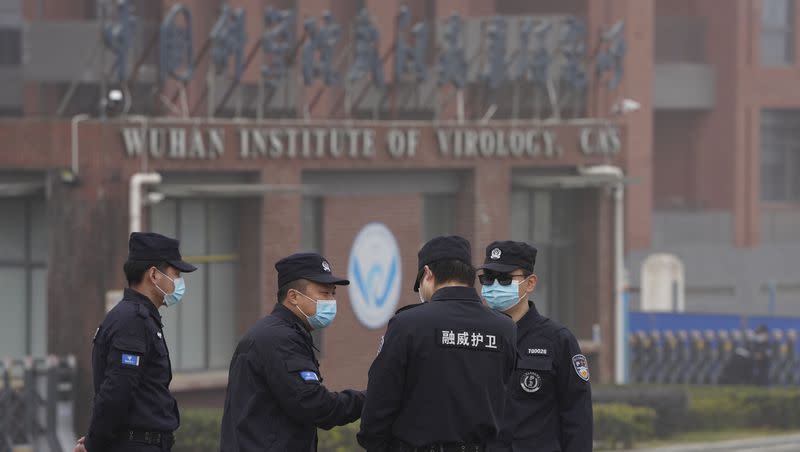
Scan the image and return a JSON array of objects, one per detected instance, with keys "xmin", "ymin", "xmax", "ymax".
[
  {"xmin": 492, "ymin": 302, "xmax": 593, "ymax": 452},
  {"xmin": 359, "ymin": 236, "xmax": 517, "ymax": 452},
  {"xmin": 478, "ymin": 240, "xmax": 592, "ymax": 452},
  {"xmin": 219, "ymin": 253, "xmax": 365, "ymax": 452},
  {"xmin": 86, "ymin": 288, "xmax": 178, "ymax": 452},
  {"xmin": 85, "ymin": 232, "xmax": 196, "ymax": 452}
]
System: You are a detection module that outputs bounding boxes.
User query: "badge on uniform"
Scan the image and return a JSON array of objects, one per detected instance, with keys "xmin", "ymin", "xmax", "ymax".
[
  {"xmin": 376, "ymin": 335, "xmax": 384, "ymax": 355},
  {"xmin": 300, "ymin": 371, "xmax": 319, "ymax": 381},
  {"xmin": 572, "ymin": 354, "xmax": 590, "ymax": 382},
  {"xmin": 520, "ymin": 371, "xmax": 541, "ymax": 393},
  {"xmin": 121, "ymin": 354, "xmax": 141, "ymax": 367}
]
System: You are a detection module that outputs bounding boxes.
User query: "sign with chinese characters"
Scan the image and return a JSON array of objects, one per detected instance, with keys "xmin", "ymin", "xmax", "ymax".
[
  {"xmin": 437, "ymin": 329, "xmax": 501, "ymax": 352},
  {"xmin": 119, "ymin": 123, "xmax": 622, "ymax": 160},
  {"xmin": 106, "ymin": 0, "xmax": 625, "ymax": 119}
]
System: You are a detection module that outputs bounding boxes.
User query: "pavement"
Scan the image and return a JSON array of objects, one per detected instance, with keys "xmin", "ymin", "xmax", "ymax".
[{"xmin": 628, "ymin": 433, "xmax": 800, "ymax": 452}]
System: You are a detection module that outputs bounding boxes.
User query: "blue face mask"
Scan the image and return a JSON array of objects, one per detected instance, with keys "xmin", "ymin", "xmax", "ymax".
[
  {"xmin": 481, "ymin": 277, "xmax": 530, "ymax": 312},
  {"xmin": 296, "ymin": 291, "xmax": 337, "ymax": 330},
  {"xmin": 155, "ymin": 269, "xmax": 186, "ymax": 307}
]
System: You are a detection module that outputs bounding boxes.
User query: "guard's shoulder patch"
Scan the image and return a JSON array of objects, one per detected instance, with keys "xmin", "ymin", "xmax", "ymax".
[
  {"xmin": 300, "ymin": 371, "xmax": 319, "ymax": 381},
  {"xmin": 121, "ymin": 354, "xmax": 141, "ymax": 367},
  {"xmin": 395, "ymin": 303, "xmax": 423, "ymax": 315},
  {"xmin": 572, "ymin": 354, "xmax": 590, "ymax": 382}
]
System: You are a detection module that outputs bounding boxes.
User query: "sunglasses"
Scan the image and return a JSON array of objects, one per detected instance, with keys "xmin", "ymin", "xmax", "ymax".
[{"xmin": 479, "ymin": 273, "xmax": 529, "ymax": 286}]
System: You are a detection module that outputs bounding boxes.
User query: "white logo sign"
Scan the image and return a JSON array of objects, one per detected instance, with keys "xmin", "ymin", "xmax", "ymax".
[
  {"xmin": 348, "ymin": 223, "xmax": 402, "ymax": 329},
  {"xmin": 491, "ymin": 248, "xmax": 502, "ymax": 260},
  {"xmin": 322, "ymin": 261, "xmax": 331, "ymax": 272}
]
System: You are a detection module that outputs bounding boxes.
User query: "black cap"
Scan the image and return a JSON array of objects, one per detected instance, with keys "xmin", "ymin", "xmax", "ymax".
[
  {"xmin": 276, "ymin": 253, "xmax": 350, "ymax": 288},
  {"xmin": 413, "ymin": 235, "xmax": 472, "ymax": 292},
  {"xmin": 478, "ymin": 240, "xmax": 537, "ymax": 274},
  {"xmin": 127, "ymin": 232, "xmax": 198, "ymax": 273}
]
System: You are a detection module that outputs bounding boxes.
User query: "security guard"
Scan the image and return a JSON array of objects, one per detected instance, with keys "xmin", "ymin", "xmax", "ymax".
[
  {"xmin": 219, "ymin": 253, "xmax": 365, "ymax": 452},
  {"xmin": 358, "ymin": 236, "xmax": 518, "ymax": 452},
  {"xmin": 479, "ymin": 241, "xmax": 592, "ymax": 452},
  {"xmin": 76, "ymin": 232, "xmax": 197, "ymax": 452}
]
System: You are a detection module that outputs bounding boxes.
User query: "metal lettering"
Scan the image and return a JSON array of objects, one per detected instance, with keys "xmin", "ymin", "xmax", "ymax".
[
  {"xmin": 406, "ymin": 129, "xmax": 419, "ymax": 157},
  {"xmin": 301, "ymin": 129, "xmax": 312, "ymax": 158},
  {"xmin": 208, "ymin": 129, "xmax": 224, "ymax": 158},
  {"xmin": 252, "ymin": 129, "xmax": 269, "ymax": 157},
  {"xmin": 347, "ymin": 129, "xmax": 360, "ymax": 157},
  {"xmin": 348, "ymin": 9, "xmax": 384, "ymax": 88},
  {"xmin": 285, "ymin": 128, "xmax": 298, "ymax": 158},
  {"xmin": 543, "ymin": 130, "xmax": 560, "ymax": 157},
  {"xmin": 314, "ymin": 129, "xmax": 328, "ymax": 158},
  {"xmin": 103, "ymin": 0, "xmax": 137, "ymax": 83},
  {"xmin": 269, "ymin": 129, "xmax": 283, "ymax": 158},
  {"xmin": 495, "ymin": 131, "xmax": 509, "ymax": 157},
  {"xmin": 464, "ymin": 130, "xmax": 479, "ymax": 158},
  {"xmin": 509, "ymin": 131, "xmax": 526, "ymax": 157},
  {"xmin": 363, "ymin": 129, "xmax": 376, "ymax": 158},
  {"xmin": 188, "ymin": 128, "xmax": 206, "ymax": 158},
  {"xmin": 239, "ymin": 128, "xmax": 249, "ymax": 158},
  {"xmin": 525, "ymin": 130, "xmax": 540, "ymax": 157},
  {"xmin": 479, "ymin": 130, "xmax": 496, "ymax": 157},
  {"xmin": 121, "ymin": 128, "xmax": 146, "ymax": 157},
  {"xmin": 149, "ymin": 128, "xmax": 166, "ymax": 158},
  {"xmin": 329, "ymin": 129, "xmax": 342, "ymax": 158},
  {"xmin": 436, "ymin": 130, "xmax": 450, "ymax": 156},
  {"xmin": 387, "ymin": 129, "xmax": 406, "ymax": 159},
  {"xmin": 453, "ymin": 129, "xmax": 463, "ymax": 158},
  {"xmin": 160, "ymin": 4, "xmax": 193, "ymax": 83}
]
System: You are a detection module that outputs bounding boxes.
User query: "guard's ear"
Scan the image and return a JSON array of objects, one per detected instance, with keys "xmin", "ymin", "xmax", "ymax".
[{"xmin": 525, "ymin": 274, "xmax": 538, "ymax": 293}]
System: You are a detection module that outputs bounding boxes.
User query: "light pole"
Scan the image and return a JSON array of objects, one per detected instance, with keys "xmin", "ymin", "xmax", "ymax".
[{"xmin": 579, "ymin": 164, "xmax": 627, "ymax": 385}]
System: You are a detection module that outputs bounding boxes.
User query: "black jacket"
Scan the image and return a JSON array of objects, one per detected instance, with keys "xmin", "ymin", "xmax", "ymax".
[
  {"xmin": 219, "ymin": 303, "xmax": 365, "ymax": 452},
  {"xmin": 86, "ymin": 288, "xmax": 178, "ymax": 452},
  {"xmin": 491, "ymin": 302, "xmax": 593, "ymax": 452},
  {"xmin": 358, "ymin": 286, "xmax": 518, "ymax": 451}
]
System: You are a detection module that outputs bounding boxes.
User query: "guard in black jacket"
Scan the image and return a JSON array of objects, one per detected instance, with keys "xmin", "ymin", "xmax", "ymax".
[
  {"xmin": 358, "ymin": 236, "xmax": 518, "ymax": 452},
  {"xmin": 219, "ymin": 253, "xmax": 365, "ymax": 452},
  {"xmin": 76, "ymin": 232, "xmax": 197, "ymax": 452},
  {"xmin": 479, "ymin": 241, "xmax": 592, "ymax": 452}
]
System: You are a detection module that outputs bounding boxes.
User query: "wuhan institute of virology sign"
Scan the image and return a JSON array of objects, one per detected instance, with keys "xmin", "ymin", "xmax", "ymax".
[{"xmin": 119, "ymin": 124, "xmax": 622, "ymax": 161}]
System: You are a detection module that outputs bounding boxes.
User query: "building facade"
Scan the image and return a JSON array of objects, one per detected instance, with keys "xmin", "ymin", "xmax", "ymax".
[{"xmin": 2, "ymin": 0, "xmax": 798, "ymax": 431}]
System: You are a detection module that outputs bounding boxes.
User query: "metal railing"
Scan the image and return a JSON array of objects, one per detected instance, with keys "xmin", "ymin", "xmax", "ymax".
[{"xmin": 0, "ymin": 356, "xmax": 76, "ymax": 452}]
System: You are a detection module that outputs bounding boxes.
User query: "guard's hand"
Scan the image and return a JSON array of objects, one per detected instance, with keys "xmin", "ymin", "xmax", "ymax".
[{"xmin": 74, "ymin": 437, "xmax": 87, "ymax": 452}]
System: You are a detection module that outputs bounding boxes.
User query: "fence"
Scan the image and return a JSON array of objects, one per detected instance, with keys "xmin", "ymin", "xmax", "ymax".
[{"xmin": 0, "ymin": 356, "xmax": 76, "ymax": 452}]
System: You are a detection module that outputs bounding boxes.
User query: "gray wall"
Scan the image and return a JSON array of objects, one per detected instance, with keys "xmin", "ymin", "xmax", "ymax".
[{"xmin": 628, "ymin": 210, "xmax": 800, "ymax": 317}]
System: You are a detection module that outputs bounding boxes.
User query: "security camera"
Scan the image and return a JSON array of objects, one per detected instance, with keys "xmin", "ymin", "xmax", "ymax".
[
  {"xmin": 101, "ymin": 87, "xmax": 127, "ymax": 117},
  {"xmin": 611, "ymin": 98, "xmax": 641, "ymax": 115},
  {"xmin": 146, "ymin": 192, "xmax": 165, "ymax": 205}
]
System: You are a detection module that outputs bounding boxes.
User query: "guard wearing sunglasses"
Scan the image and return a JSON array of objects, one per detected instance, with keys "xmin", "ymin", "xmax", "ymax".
[{"xmin": 479, "ymin": 241, "xmax": 592, "ymax": 452}]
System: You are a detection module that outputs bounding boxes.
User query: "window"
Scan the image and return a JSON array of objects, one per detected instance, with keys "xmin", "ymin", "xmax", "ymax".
[
  {"xmin": 422, "ymin": 194, "xmax": 456, "ymax": 242},
  {"xmin": 0, "ymin": 198, "xmax": 48, "ymax": 357},
  {"xmin": 761, "ymin": 0, "xmax": 794, "ymax": 65},
  {"xmin": 150, "ymin": 199, "xmax": 239, "ymax": 371},
  {"xmin": 301, "ymin": 196, "xmax": 325, "ymax": 353},
  {"xmin": 761, "ymin": 110, "xmax": 800, "ymax": 202},
  {"xmin": 0, "ymin": 28, "xmax": 20, "ymax": 66}
]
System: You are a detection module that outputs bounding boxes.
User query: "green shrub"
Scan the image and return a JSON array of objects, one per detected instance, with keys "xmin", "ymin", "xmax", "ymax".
[
  {"xmin": 318, "ymin": 422, "xmax": 361, "ymax": 452},
  {"xmin": 173, "ymin": 409, "xmax": 360, "ymax": 452},
  {"xmin": 686, "ymin": 386, "xmax": 800, "ymax": 431},
  {"xmin": 593, "ymin": 385, "xmax": 688, "ymax": 437},
  {"xmin": 173, "ymin": 409, "xmax": 222, "ymax": 452},
  {"xmin": 594, "ymin": 403, "xmax": 657, "ymax": 450}
]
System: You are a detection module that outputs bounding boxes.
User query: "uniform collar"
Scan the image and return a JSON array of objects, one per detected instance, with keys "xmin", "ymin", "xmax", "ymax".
[
  {"xmin": 124, "ymin": 287, "xmax": 162, "ymax": 323},
  {"xmin": 273, "ymin": 302, "xmax": 312, "ymax": 334},
  {"xmin": 518, "ymin": 300, "xmax": 547, "ymax": 326},
  {"xmin": 429, "ymin": 286, "xmax": 482, "ymax": 303}
]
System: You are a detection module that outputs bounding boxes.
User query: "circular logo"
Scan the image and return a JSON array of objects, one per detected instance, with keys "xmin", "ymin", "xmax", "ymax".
[
  {"xmin": 348, "ymin": 223, "xmax": 402, "ymax": 329},
  {"xmin": 520, "ymin": 371, "xmax": 541, "ymax": 393},
  {"xmin": 491, "ymin": 248, "xmax": 502, "ymax": 260},
  {"xmin": 322, "ymin": 261, "xmax": 331, "ymax": 272}
]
